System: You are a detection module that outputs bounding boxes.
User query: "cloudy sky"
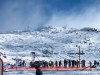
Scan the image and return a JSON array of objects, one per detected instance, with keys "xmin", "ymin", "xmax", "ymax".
[{"xmin": 0, "ymin": 0, "xmax": 100, "ymax": 32}]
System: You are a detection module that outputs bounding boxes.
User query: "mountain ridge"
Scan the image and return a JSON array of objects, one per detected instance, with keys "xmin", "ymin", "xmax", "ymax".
[{"xmin": 0, "ymin": 26, "xmax": 100, "ymax": 64}]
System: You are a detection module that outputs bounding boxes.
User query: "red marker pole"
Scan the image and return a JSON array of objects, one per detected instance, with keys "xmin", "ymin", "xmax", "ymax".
[{"xmin": 0, "ymin": 58, "xmax": 3, "ymax": 75}]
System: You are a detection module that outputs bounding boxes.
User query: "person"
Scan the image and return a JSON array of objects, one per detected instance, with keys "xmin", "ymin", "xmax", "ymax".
[
  {"xmin": 45, "ymin": 61, "xmax": 49, "ymax": 67},
  {"xmin": 51, "ymin": 61, "xmax": 54, "ymax": 67},
  {"xmin": 22, "ymin": 60, "xmax": 25, "ymax": 67},
  {"xmin": 55, "ymin": 61, "xmax": 58, "ymax": 67},
  {"xmin": 59, "ymin": 60, "xmax": 62, "ymax": 67},
  {"xmin": 74, "ymin": 60, "xmax": 77, "ymax": 67},
  {"xmin": 35, "ymin": 65, "xmax": 43, "ymax": 75},
  {"xmin": 89, "ymin": 61, "xmax": 92, "ymax": 68},
  {"xmin": 68, "ymin": 60, "xmax": 71, "ymax": 67},
  {"xmin": 49, "ymin": 60, "xmax": 53, "ymax": 67},
  {"xmin": 72, "ymin": 60, "xmax": 75, "ymax": 67},
  {"xmin": 64, "ymin": 59, "xmax": 67, "ymax": 67},
  {"xmin": 81, "ymin": 60, "xmax": 86, "ymax": 67},
  {"xmin": 97, "ymin": 61, "xmax": 99, "ymax": 66},
  {"xmin": 93, "ymin": 60, "xmax": 97, "ymax": 68},
  {"xmin": 76, "ymin": 60, "xmax": 79, "ymax": 67}
]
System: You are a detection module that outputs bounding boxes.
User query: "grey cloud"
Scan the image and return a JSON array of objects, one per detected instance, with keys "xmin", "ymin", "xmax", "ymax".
[{"xmin": 46, "ymin": 6, "xmax": 100, "ymax": 29}]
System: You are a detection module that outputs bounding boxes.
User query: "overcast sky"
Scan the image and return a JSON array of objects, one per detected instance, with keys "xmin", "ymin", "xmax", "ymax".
[{"xmin": 0, "ymin": 0, "xmax": 100, "ymax": 32}]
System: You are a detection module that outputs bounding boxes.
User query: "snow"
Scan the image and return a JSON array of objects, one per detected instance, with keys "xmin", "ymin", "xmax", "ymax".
[
  {"xmin": 0, "ymin": 26, "xmax": 100, "ymax": 64},
  {"xmin": 4, "ymin": 71, "xmax": 100, "ymax": 75}
]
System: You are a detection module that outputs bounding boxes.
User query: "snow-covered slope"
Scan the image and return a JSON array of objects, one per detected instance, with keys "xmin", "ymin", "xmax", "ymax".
[{"xmin": 0, "ymin": 26, "xmax": 100, "ymax": 63}]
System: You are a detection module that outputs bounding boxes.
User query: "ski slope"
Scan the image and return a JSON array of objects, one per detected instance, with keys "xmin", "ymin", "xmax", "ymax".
[{"xmin": 0, "ymin": 26, "xmax": 100, "ymax": 63}]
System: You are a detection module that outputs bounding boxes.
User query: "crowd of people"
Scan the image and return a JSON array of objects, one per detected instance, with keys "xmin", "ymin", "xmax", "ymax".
[
  {"xmin": 40, "ymin": 59, "xmax": 86, "ymax": 67},
  {"xmin": 30, "ymin": 59, "xmax": 100, "ymax": 68},
  {"xmin": 6, "ymin": 59, "xmax": 100, "ymax": 69},
  {"xmin": 8, "ymin": 59, "xmax": 26, "ymax": 68},
  {"xmin": 17, "ymin": 60, "xmax": 26, "ymax": 67}
]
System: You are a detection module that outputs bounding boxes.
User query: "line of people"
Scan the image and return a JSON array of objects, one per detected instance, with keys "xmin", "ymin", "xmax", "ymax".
[
  {"xmin": 41, "ymin": 60, "xmax": 100, "ymax": 68},
  {"xmin": 6, "ymin": 59, "xmax": 100, "ymax": 69},
  {"xmin": 38, "ymin": 59, "xmax": 86, "ymax": 68}
]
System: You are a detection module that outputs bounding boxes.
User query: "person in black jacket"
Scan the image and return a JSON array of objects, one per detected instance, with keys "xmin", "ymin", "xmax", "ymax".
[
  {"xmin": 35, "ymin": 65, "xmax": 43, "ymax": 75},
  {"xmin": 59, "ymin": 60, "xmax": 62, "ymax": 67},
  {"xmin": 64, "ymin": 59, "xmax": 67, "ymax": 67}
]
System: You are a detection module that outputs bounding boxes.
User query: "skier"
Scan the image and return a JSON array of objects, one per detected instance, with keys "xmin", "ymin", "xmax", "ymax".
[
  {"xmin": 76, "ymin": 60, "xmax": 79, "ymax": 67},
  {"xmin": 49, "ymin": 60, "xmax": 53, "ymax": 67},
  {"xmin": 64, "ymin": 59, "xmax": 67, "ymax": 67},
  {"xmin": 59, "ymin": 60, "xmax": 62, "ymax": 67},
  {"xmin": 55, "ymin": 61, "xmax": 58, "ymax": 67},
  {"xmin": 72, "ymin": 60, "xmax": 75, "ymax": 67},
  {"xmin": 22, "ymin": 60, "xmax": 25, "ymax": 67},
  {"xmin": 68, "ymin": 60, "xmax": 71, "ymax": 67},
  {"xmin": 93, "ymin": 60, "xmax": 97, "ymax": 68},
  {"xmin": 35, "ymin": 65, "xmax": 43, "ymax": 75},
  {"xmin": 81, "ymin": 60, "xmax": 86, "ymax": 67},
  {"xmin": 51, "ymin": 61, "xmax": 54, "ymax": 67}
]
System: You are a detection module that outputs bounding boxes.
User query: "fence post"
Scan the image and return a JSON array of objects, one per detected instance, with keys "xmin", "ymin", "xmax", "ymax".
[{"xmin": 0, "ymin": 58, "xmax": 3, "ymax": 75}]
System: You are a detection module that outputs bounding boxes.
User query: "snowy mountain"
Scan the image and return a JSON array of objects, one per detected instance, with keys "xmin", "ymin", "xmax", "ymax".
[{"xmin": 0, "ymin": 26, "xmax": 100, "ymax": 63}]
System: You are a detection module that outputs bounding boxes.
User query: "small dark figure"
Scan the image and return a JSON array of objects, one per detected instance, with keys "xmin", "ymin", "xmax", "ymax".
[
  {"xmin": 94, "ymin": 60, "xmax": 97, "ymax": 66},
  {"xmin": 81, "ymin": 60, "xmax": 86, "ymax": 67},
  {"xmin": 72, "ymin": 60, "xmax": 75, "ymax": 67},
  {"xmin": 35, "ymin": 65, "xmax": 43, "ymax": 75},
  {"xmin": 49, "ymin": 60, "xmax": 53, "ymax": 67},
  {"xmin": 45, "ymin": 61, "xmax": 49, "ymax": 67},
  {"xmin": 51, "ymin": 61, "xmax": 54, "ymax": 67},
  {"xmin": 43, "ymin": 61, "xmax": 46, "ymax": 67},
  {"xmin": 97, "ymin": 62, "xmax": 99, "ymax": 66},
  {"xmin": 68, "ymin": 60, "xmax": 71, "ymax": 67},
  {"xmin": 59, "ymin": 60, "xmax": 62, "ymax": 67},
  {"xmin": 93, "ymin": 60, "xmax": 97, "ymax": 68},
  {"xmin": 74, "ymin": 60, "xmax": 77, "ymax": 66},
  {"xmin": 64, "ymin": 59, "xmax": 67, "ymax": 67},
  {"xmin": 89, "ymin": 61, "xmax": 92, "ymax": 68},
  {"xmin": 55, "ymin": 61, "xmax": 58, "ymax": 67},
  {"xmin": 76, "ymin": 60, "xmax": 79, "ymax": 67},
  {"xmin": 22, "ymin": 60, "xmax": 25, "ymax": 67}
]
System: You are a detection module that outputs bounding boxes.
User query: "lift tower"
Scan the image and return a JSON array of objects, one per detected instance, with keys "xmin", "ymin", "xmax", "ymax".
[{"xmin": 68, "ymin": 45, "xmax": 85, "ymax": 67}]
